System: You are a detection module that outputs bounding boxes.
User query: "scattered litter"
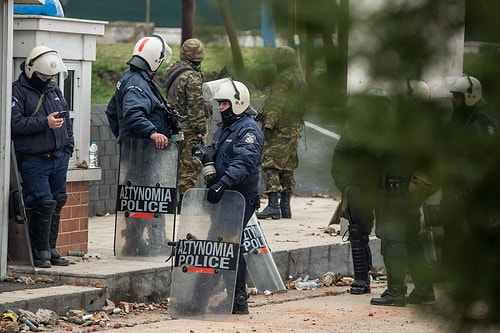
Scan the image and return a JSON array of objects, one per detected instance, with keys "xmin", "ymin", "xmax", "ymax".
[{"xmin": 322, "ymin": 271, "xmax": 342, "ymax": 286}]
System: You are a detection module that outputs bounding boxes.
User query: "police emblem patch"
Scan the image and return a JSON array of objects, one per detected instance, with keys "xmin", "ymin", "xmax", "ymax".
[{"xmin": 244, "ymin": 133, "xmax": 256, "ymax": 144}]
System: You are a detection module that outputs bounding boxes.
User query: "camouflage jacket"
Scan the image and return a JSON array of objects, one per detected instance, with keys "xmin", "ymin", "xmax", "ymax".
[
  {"xmin": 260, "ymin": 64, "xmax": 306, "ymax": 131},
  {"xmin": 165, "ymin": 60, "xmax": 207, "ymax": 136}
]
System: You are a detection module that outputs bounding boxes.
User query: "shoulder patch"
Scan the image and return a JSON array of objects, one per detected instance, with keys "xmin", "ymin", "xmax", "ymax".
[{"xmin": 244, "ymin": 133, "xmax": 256, "ymax": 144}]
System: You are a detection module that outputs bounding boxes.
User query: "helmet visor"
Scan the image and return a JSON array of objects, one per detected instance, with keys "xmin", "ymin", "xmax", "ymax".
[
  {"xmin": 32, "ymin": 51, "xmax": 68, "ymax": 79},
  {"xmin": 202, "ymin": 78, "xmax": 240, "ymax": 101}
]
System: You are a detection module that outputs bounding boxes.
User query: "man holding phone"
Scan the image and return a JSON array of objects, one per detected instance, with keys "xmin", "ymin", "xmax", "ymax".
[
  {"xmin": 11, "ymin": 45, "xmax": 74, "ymax": 268},
  {"xmin": 56, "ymin": 110, "xmax": 68, "ymax": 118}
]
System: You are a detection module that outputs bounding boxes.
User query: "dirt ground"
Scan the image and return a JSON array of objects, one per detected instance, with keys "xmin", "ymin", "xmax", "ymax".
[{"xmin": 25, "ymin": 281, "xmax": 452, "ymax": 333}]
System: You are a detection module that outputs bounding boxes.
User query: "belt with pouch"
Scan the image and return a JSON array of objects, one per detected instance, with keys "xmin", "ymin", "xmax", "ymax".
[{"xmin": 384, "ymin": 177, "xmax": 410, "ymax": 196}]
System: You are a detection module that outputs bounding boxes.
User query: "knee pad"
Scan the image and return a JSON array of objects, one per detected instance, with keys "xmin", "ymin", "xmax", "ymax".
[
  {"xmin": 348, "ymin": 224, "xmax": 369, "ymax": 242},
  {"xmin": 35, "ymin": 200, "xmax": 57, "ymax": 215},
  {"xmin": 54, "ymin": 193, "xmax": 67, "ymax": 211}
]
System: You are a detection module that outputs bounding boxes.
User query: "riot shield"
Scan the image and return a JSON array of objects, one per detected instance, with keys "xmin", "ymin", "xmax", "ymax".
[
  {"xmin": 242, "ymin": 213, "xmax": 286, "ymax": 293},
  {"xmin": 169, "ymin": 188, "xmax": 245, "ymax": 321},
  {"xmin": 114, "ymin": 138, "xmax": 178, "ymax": 261},
  {"xmin": 7, "ymin": 141, "xmax": 34, "ymax": 267}
]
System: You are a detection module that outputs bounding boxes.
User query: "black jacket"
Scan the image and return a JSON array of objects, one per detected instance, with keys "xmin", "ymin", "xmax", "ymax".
[
  {"xmin": 11, "ymin": 72, "xmax": 74, "ymax": 156},
  {"xmin": 209, "ymin": 112, "xmax": 264, "ymax": 198},
  {"xmin": 106, "ymin": 67, "xmax": 177, "ymax": 141}
]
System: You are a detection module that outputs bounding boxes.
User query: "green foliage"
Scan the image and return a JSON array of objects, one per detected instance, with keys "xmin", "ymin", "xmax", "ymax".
[{"xmin": 91, "ymin": 44, "xmax": 276, "ymax": 104}]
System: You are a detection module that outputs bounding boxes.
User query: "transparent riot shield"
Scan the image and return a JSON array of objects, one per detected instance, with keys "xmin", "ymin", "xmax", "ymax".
[
  {"xmin": 114, "ymin": 138, "xmax": 178, "ymax": 261},
  {"xmin": 242, "ymin": 213, "xmax": 286, "ymax": 294},
  {"xmin": 169, "ymin": 188, "xmax": 245, "ymax": 321},
  {"xmin": 7, "ymin": 141, "xmax": 34, "ymax": 267}
]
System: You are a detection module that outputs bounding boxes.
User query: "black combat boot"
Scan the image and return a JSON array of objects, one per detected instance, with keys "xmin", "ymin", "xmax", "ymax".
[
  {"xmin": 280, "ymin": 191, "xmax": 292, "ymax": 219},
  {"xmin": 31, "ymin": 200, "xmax": 57, "ymax": 268},
  {"xmin": 349, "ymin": 225, "xmax": 371, "ymax": 294},
  {"xmin": 407, "ymin": 238, "xmax": 436, "ymax": 304},
  {"xmin": 256, "ymin": 192, "xmax": 281, "ymax": 219},
  {"xmin": 232, "ymin": 288, "xmax": 249, "ymax": 315},
  {"xmin": 407, "ymin": 284, "xmax": 436, "ymax": 304},
  {"xmin": 372, "ymin": 239, "xmax": 408, "ymax": 306},
  {"xmin": 370, "ymin": 285, "xmax": 407, "ymax": 307},
  {"xmin": 49, "ymin": 194, "xmax": 69, "ymax": 266}
]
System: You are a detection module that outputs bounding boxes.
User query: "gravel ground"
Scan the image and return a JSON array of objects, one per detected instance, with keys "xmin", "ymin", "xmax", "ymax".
[
  {"xmin": 0, "ymin": 276, "xmax": 62, "ymax": 293},
  {"xmin": 12, "ymin": 281, "xmax": 453, "ymax": 333}
]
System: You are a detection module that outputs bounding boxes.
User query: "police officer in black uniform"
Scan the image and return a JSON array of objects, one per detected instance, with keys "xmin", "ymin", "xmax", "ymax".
[
  {"xmin": 199, "ymin": 78, "xmax": 264, "ymax": 314},
  {"xmin": 370, "ymin": 81, "xmax": 439, "ymax": 306},
  {"xmin": 11, "ymin": 46, "xmax": 74, "ymax": 268},
  {"xmin": 106, "ymin": 35, "xmax": 181, "ymax": 256},
  {"xmin": 439, "ymin": 75, "xmax": 496, "ymax": 274},
  {"xmin": 331, "ymin": 86, "xmax": 389, "ymax": 295}
]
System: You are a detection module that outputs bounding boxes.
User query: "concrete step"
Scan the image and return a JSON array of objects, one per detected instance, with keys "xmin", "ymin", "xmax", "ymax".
[
  {"xmin": 1, "ymin": 198, "xmax": 386, "ymax": 315},
  {"xmin": 2, "ymin": 238, "xmax": 383, "ymax": 315},
  {"xmin": 6, "ymin": 257, "xmax": 173, "ymax": 311},
  {"xmin": 0, "ymin": 285, "xmax": 107, "ymax": 315}
]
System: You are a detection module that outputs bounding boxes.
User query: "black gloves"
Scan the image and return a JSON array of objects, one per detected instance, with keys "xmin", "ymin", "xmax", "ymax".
[
  {"xmin": 191, "ymin": 143, "xmax": 215, "ymax": 165},
  {"xmin": 207, "ymin": 182, "xmax": 226, "ymax": 203}
]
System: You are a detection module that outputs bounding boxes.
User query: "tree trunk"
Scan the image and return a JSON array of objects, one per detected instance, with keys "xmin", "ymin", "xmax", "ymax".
[
  {"xmin": 181, "ymin": 0, "xmax": 195, "ymax": 43},
  {"xmin": 217, "ymin": 0, "xmax": 246, "ymax": 81}
]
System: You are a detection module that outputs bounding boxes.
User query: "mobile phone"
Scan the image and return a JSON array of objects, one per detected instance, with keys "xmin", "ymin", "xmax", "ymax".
[{"xmin": 56, "ymin": 110, "xmax": 68, "ymax": 119}]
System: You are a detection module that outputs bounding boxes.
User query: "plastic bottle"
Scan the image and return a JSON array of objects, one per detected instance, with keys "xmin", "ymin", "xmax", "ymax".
[
  {"xmin": 89, "ymin": 141, "xmax": 98, "ymax": 168},
  {"xmin": 295, "ymin": 280, "xmax": 320, "ymax": 290}
]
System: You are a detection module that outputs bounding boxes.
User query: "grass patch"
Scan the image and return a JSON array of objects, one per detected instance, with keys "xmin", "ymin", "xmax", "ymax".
[{"xmin": 92, "ymin": 43, "xmax": 276, "ymax": 104}]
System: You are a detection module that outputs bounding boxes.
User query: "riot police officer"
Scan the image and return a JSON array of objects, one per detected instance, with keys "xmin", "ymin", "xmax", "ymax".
[
  {"xmin": 370, "ymin": 80, "xmax": 439, "ymax": 306},
  {"xmin": 106, "ymin": 35, "xmax": 181, "ymax": 256},
  {"xmin": 331, "ymin": 86, "xmax": 389, "ymax": 295},
  {"xmin": 439, "ymin": 75, "xmax": 496, "ymax": 273},
  {"xmin": 106, "ymin": 34, "xmax": 180, "ymax": 147},
  {"xmin": 11, "ymin": 46, "xmax": 74, "ymax": 268},
  {"xmin": 200, "ymin": 78, "xmax": 264, "ymax": 314}
]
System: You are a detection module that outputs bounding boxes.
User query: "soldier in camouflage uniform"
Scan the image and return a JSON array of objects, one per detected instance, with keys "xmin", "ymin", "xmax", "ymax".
[
  {"xmin": 165, "ymin": 38, "xmax": 208, "ymax": 212},
  {"xmin": 256, "ymin": 46, "xmax": 307, "ymax": 220}
]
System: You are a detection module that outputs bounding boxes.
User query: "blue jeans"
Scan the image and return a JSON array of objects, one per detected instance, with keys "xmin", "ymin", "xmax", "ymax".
[{"xmin": 20, "ymin": 152, "xmax": 70, "ymax": 210}]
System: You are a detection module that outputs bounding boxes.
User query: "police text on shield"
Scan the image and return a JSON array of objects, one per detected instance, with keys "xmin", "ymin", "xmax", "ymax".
[{"xmin": 175, "ymin": 239, "xmax": 239, "ymax": 271}]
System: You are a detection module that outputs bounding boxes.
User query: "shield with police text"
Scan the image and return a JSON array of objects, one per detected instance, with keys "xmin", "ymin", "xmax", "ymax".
[
  {"xmin": 169, "ymin": 188, "xmax": 245, "ymax": 321},
  {"xmin": 114, "ymin": 138, "xmax": 178, "ymax": 261},
  {"xmin": 243, "ymin": 213, "xmax": 286, "ymax": 294}
]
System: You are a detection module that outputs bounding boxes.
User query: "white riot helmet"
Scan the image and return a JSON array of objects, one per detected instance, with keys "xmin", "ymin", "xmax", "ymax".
[
  {"xmin": 130, "ymin": 35, "xmax": 172, "ymax": 72},
  {"xmin": 450, "ymin": 75, "xmax": 482, "ymax": 107},
  {"xmin": 24, "ymin": 46, "xmax": 68, "ymax": 79},
  {"xmin": 202, "ymin": 78, "xmax": 251, "ymax": 115},
  {"xmin": 365, "ymin": 86, "xmax": 389, "ymax": 100},
  {"xmin": 407, "ymin": 80, "xmax": 431, "ymax": 101}
]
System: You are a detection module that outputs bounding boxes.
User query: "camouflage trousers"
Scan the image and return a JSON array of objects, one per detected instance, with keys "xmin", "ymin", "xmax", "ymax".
[
  {"xmin": 261, "ymin": 168, "xmax": 295, "ymax": 193},
  {"xmin": 177, "ymin": 132, "xmax": 202, "ymax": 196}
]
